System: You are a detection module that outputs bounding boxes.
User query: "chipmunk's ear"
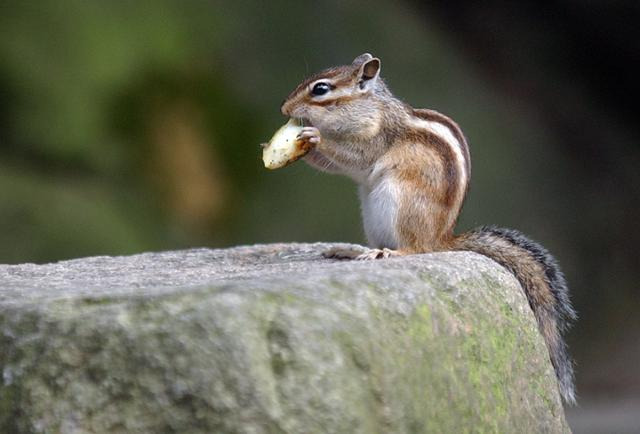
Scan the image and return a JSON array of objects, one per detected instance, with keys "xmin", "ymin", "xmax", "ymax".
[
  {"xmin": 352, "ymin": 53, "xmax": 373, "ymax": 66},
  {"xmin": 356, "ymin": 56, "xmax": 381, "ymax": 91}
]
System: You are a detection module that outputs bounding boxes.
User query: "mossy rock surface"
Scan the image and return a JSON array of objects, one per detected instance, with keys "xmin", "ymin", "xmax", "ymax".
[{"xmin": 0, "ymin": 243, "xmax": 569, "ymax": 433}]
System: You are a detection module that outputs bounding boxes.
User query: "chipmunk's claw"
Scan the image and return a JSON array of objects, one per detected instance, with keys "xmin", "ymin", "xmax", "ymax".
[
  {"xmin": 323, "ymin": 247, "xmax": 401, "ymax": 260},
  {"xmin": 355, "ymin": 247, "xmax": 401, "ymax": 260},
  {"xmin": 297, "ymin": 127, "xmax": 321, "ymax": 145}
]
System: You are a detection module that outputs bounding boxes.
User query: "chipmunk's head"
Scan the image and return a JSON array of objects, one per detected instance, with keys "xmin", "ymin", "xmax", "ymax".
[{"xmin": 281, "ymin": 53, "xmax": 385, "ymax": 138}]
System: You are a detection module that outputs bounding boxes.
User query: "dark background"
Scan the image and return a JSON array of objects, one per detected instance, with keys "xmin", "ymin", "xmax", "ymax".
[{"xmin": 1, "ymin": 1, "xmax": 638, "ymax": 431}]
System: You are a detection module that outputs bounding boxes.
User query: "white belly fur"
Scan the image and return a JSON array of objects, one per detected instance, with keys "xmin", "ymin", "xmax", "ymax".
[{"xmin": 359, "ymin": 177, "xmax": 399, "ymax": 249}]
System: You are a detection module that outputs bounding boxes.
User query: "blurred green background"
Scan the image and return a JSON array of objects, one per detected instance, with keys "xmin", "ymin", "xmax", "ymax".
[{"xmin": 1, "ymin": 1, "xmax": 638, "ymax": 430}]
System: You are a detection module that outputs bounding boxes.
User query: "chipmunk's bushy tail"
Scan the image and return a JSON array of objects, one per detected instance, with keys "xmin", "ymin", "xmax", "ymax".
[{"xmin": 453, "ymin": 225, "xmax": 577, "ymax": 404}]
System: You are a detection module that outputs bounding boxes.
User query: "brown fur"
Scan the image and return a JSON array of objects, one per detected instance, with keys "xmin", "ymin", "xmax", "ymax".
[
  {"xmin": 413, "ymin": 109, "xmax": 471, "ymax": 184},
  {"xmin": 379, "ymin": 143, "xmax": 452, "ymax": 251}
]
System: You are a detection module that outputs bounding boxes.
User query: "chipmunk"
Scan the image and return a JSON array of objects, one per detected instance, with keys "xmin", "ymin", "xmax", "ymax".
[{"xmin": 280, "ymin": 53, "xmax": 576, "ymax": 404}]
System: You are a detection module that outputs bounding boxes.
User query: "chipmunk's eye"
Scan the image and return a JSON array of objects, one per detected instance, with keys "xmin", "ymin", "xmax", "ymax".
[{"xmin": 311, "ymin": 82, "xmax": 331, "ymax": 96}]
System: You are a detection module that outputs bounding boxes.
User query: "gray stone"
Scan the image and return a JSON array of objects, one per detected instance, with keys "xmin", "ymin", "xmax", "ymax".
[{"xmin": 0, "ymin": 243, "xmax": 569, "ymax": 433}]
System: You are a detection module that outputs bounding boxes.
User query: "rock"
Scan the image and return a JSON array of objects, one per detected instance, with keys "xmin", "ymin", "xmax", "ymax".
[{"xmin": 0, "ymin": 243, "xmax": 569, "ymax": 433}]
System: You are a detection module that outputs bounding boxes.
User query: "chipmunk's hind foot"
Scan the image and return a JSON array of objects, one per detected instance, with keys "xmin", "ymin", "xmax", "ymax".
[{"xmin": 323, "ymin": 247, "xmax": 401, "ymax": 260}]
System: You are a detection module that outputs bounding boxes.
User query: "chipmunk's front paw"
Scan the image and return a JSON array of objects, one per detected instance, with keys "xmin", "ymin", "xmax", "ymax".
[
  {"xmin": 297, "ymin": 127, "xmax": 322, "ymax": 145},
  {"xmin": 323, "ymin": 247, "xmax": 401, "ymax": 260}
]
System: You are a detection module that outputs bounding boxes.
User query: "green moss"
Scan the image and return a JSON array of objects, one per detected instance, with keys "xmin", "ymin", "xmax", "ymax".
[
  {"xmin": 0, "ymin": 384, "xmax": 19, "ymax": 433},
  {"xmin": 408, "ymin": 304, "xmax": 433, "ymax": 340}
]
